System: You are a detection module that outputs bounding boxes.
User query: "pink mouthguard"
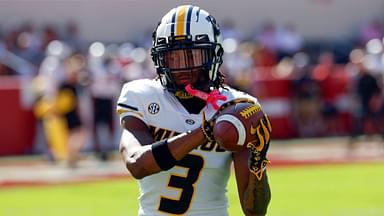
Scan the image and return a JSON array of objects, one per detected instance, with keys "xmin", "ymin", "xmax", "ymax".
[{"xmin": 185, "ymin": 84, "xmax": 227, "ymax": 110}]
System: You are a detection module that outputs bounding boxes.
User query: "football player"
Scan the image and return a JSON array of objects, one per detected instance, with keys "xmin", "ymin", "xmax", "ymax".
[{"xmin": 117, "ymin": 5, "xmax": 272, "ymax": 216}]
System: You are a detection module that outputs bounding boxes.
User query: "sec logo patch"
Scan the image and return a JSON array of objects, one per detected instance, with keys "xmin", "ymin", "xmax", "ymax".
[
  {"xmin": 185, "ymin": 119, "xmax": 195, "ymax": 125},
  {"xmin": 148, "ymin": 103, "xmax": 160, "ymax": 115}
]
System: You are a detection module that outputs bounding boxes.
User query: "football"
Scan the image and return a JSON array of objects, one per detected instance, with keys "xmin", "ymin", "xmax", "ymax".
[{"xmin": 213, "ymin": 102, "xmax": 265, "ymax": 152}]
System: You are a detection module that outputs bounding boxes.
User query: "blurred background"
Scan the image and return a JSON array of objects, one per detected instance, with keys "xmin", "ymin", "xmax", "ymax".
[
  {"xmin": 1, "ymin": 0, "xmax": 384, "ymax": 159},
  {"xmin": 1, "ymin": 1, "xmax": 384, "ymax": 215}
]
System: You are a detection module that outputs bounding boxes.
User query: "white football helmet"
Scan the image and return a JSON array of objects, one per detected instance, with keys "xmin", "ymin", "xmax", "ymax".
[{"xmin": 151, "ymin": 5, "xmax": 224, "ymax": 93}]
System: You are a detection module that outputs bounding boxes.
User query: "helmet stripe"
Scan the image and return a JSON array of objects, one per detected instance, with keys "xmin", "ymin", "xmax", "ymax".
[
  {"xmin": 195, "ymin": 7, "xmax": 201, "ymax": 22},
  {"xmin": 185, "ymin": 6, "xmax": 193, "ymax": 35},
  {"xmin": 170, "ymin": 9, "xmax": 176, "ymax": 36},
  {"xmin": 176, "ymin": 5, "xmax": 188, "ymax": 36}
]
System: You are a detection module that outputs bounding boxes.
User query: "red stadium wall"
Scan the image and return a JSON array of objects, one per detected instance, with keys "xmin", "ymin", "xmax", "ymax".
[
  {"xmin": 248, "ymin": 66, "xmax": 354, "ymax": 139},
  {"xmin": 248, "ymin": 71, "xmax": 298, "ymax": 139},
  {"xmin": 0, "ymin": 77, "xmax": 36, "ymax": 156},
  {"xmin": 0, "ymin": 70, "xmax": 355, "ymax": 155}
]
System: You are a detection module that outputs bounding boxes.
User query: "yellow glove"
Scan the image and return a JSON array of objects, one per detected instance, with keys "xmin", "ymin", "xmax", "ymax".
[
  {"xmin": 201, "ymin": 112, "xmax": 215, "ymax": 142},
  {"xmin": 247, "ymin": 114, "xmax": 272, "ymax": 180}
]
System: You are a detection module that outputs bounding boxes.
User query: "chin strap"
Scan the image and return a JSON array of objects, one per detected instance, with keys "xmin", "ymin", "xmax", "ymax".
[{"xmin": 185, "ymin": 84, "xmax": 227, "ymax": 110}]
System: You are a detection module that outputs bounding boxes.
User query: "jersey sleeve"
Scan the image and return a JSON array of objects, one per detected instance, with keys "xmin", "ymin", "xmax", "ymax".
[{"xmin": 116, "ymin": 81, "xmax": 147, "ymax": 125}]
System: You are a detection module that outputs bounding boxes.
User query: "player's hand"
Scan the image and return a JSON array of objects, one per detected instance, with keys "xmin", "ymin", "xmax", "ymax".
[
  {"xmin": 246, "ymin": 114, "xmax": 272, "ymax": 180},
  {"xmin": 201, "ymin": 99, "xmax": 258, "ymax": 144}
]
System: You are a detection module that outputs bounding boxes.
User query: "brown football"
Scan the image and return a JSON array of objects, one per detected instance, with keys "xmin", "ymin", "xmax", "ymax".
[{"xmin": 213, "ymin": 102, "xmax": 265, "ymax": 152}]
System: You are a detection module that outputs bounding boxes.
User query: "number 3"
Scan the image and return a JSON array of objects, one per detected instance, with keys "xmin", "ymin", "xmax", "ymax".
[{"xmin": 158, "ymin": 154, "xmax": 204, "ymax": 214}]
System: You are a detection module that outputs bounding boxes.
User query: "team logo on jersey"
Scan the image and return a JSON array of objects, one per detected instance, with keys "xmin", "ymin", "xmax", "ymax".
[
  {"xmin": 148, "ymin": 103, "xmax": 160, "ymax": 115},
  {"xmin": 185, "ymin": 119, "xmax": 195, "ymax": 125}
]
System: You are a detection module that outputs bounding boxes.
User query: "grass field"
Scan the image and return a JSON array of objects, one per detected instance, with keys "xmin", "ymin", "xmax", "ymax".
[{"xmin": 1, "ymin": 163, "xmax": 384, "ymax": 216}]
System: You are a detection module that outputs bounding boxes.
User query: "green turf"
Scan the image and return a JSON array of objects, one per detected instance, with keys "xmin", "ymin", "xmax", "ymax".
[
  {"xmin": 1, "ymin": 163, "xmax": 383, "ymax": 216},
  {"xmin": 265, "ymin": 163, "xmax": 384, "ymax": 216}
]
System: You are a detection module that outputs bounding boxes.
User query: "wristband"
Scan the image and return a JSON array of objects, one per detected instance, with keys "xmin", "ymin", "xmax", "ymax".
[{"xmin": 151, "ymin": 139, "xmax": 178, "ymax": 171}]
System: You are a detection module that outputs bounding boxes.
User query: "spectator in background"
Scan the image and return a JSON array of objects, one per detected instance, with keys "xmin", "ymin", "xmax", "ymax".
[
  {"xmin": 89, "ymin": 53, "xmax": 121, "ymax": 161},
  {"xmin": 350, "ymin": 57, "xmax": 384, "ymax": 143},
  {"xmin": 31, "ymin": 40, "xmax": 72, "ymax": 162},
  {"xmin": 32, "ymin": 41, "xmax": 91, "ymax": 165},
  {"xmin": 292, "ymin": 52, "xmax": 324, "ymax": 137},
  {"xmin": 32, "ymin": 74, "xmax": 67, "ymax": 162},
  {"xmin": 313, "ymin": 51, "xmax": 344, "ymax": 136},
  {"xmin": 59, "ymin": 53, "xmax": 89, "ymax": 168}
]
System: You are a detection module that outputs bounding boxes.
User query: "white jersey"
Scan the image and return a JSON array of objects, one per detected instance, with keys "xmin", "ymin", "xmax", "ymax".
[{"xmin": 117, "ymin": 79, "xmax": 258, "ymax": 216}]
